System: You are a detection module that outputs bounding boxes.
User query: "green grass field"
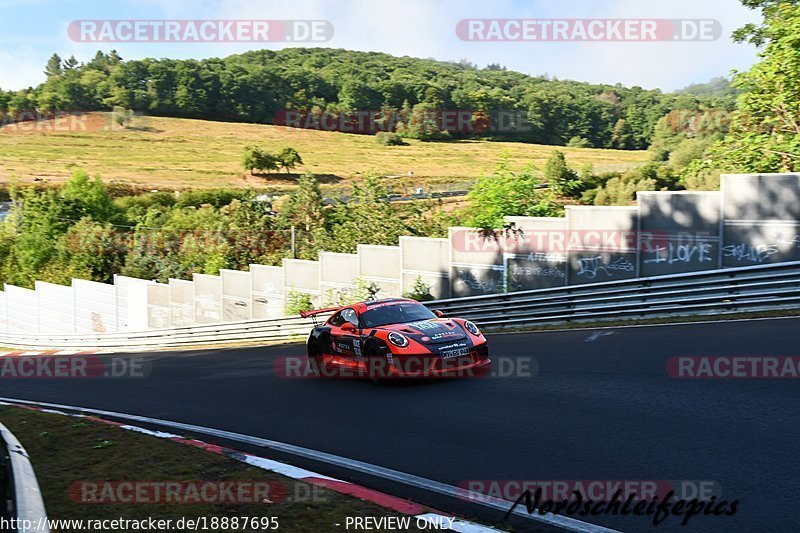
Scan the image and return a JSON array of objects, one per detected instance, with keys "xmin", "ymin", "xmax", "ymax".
[{"xmin": 0, "ymin": 112, "xmax": 649, "ymax": 192}]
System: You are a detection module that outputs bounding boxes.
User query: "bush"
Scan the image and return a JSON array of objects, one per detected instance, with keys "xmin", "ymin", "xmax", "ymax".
[
  {"xmin": 593, "ymin": 175, "xmax": 657, "ymax": 206},
  {"xmin": 465, "ymin": 155, "xmax": 561, "ymax": 231},
  {"xmin": 286, "ymin": 290, "xmax": 314, "ymax": 315},
  {"xmin": 566, "ymin": 136, "xmax": 592, "ymax": 148},
  {"xmin": 403, "ymin": 276, "xmax": 435, "ymax": 302},
  {"xmin": 544, "ymin": 150, "xmax": 584, "ymax": 198},
  {"xmin": 375, "ymin": 132, "xmax": 407, "ymax": 146}
]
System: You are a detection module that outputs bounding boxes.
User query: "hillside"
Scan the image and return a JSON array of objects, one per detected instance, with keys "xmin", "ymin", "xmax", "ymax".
[
  {"xmin": 0, "ymin": 113, "xmax": 649, "ymax": 192},
  {"xmin": 1, "ymin": 47, "xmax": 735, "ymax": 152}
]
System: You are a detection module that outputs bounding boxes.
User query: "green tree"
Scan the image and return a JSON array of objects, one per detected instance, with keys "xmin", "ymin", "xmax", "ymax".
[
  {"xmin": 286, "ymin": 290, "xmax": 314, "ymax": 315},
  {"xmin": 53, "ymin": 218, "xmax": 125, "ymax": 283},
  {"xmin": 276, "ymin": 174, "xmax": 330, "ymax": 259},
  {"xmin": 402, "ymin": 276, "xmax": 435, "ymax": 302},
  {"xmin": 611, "ymin": 118, "xmax": 633, "ymax": 149},
  {"xmin": 326, "ymin": 176, "xmax": 411, "ymax": 252},
  {"xmin": 242, "ymin": 145, "xmax": 281, "ymax": 175},
  {"xmin": 466, "ymin": 155, "xmax": 560, "ymax": 231},
  {"xmin": 61, "ymin": 169, "xmax": 119, "ymax": 223},
  {"xmin": 242, "ymin": 145, "xmax": 264, "ymax": 175},
  {"xmin": 63, "ymin": 55, "xmax": 79, "ymax": 71},
  {"xmin": 732, "ymin": 0, "xmax": 796, "ymax": 45},
  {"xmin": 594, "ymin": 174, "xmax": 657, "ymax": 206},
  {"xmin": 697, "ymin": 2, "xmax": 800, "ymax": 174},
  {"xmin": 44, "ymin": 53, "xmax": 63, "ymax": 79},
  {"xmin": 544, "ymin": 150, "xmax": 584, "ymax": 198},
  {"xmin": 276, "ymin": 147, "xmax": 303, "ymax": 173}
]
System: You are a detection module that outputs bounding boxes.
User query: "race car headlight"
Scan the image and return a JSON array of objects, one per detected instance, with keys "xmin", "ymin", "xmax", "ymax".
[
  {"xmin": 464, "ymin": 321, "xmax": 481, "ymax": 336},
  {"xmin": 387, "ymin": 331, "xmax": 409, "ymax": 347}
]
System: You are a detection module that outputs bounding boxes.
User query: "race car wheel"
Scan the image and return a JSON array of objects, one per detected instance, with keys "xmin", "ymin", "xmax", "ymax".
[
  {"xmin": 366, "ymin": 345, "xmax": 390, "ymax": 384},
  {"xmin": 307, "ymin": 340, "xmax": 326, "ymax": 377}
]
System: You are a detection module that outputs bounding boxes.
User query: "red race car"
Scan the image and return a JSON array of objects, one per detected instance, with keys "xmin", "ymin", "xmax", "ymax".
[{"xmin": 301, "ymin": 298, "xmax": 490, "ymax": 382}]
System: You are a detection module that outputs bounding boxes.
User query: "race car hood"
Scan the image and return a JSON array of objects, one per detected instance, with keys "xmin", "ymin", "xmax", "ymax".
[{"xmin": 380, "ymin": 319, "xmax": 468, "ymax": 344}]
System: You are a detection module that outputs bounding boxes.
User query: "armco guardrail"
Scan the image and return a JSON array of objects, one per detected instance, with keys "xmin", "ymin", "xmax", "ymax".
[
  {"xmin": 0, "ymin": 314, "xmax": 326, "ymax": 351},
  {"xmin": 1, "ymin": 261, "xmax": 799, "ymax": 350},
  {"xmin": 426, "ymin": 260, "xmax": 800, "ymax": 328},
  {"xmin": 0, "ymin": 422, "xmax": 50, "ymax": 533}
]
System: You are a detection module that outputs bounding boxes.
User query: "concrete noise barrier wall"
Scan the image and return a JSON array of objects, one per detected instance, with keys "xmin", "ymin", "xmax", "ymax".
[
  {"xmin": 722, "ymin": 173, "xmax": 800, "ymax": 267},
  {"xmin": 251, "ymin": 265, "xmax": 284, "ymax": 319},
  {"xmin": 221, "ymin": 269, "xmax": 252, "ymax": 322},
  {"xmin": 2, "ymin": 173, "xmax": 800, "ymax": 333},
  {"xmin": 357, "ymin": 245, "xmax": 402, "ymax": 299},
  {"xmin": 638, "ymin": 191, "xmax": 721, "ymax": 277},
  {"xmin": 193, "ymin": 274, "xmax": 222, "ymax": 324},
  {"xmin": 282, "ymin": 259, "xmax": 321, "ymax": 309},
  {"xmin": 400, "ymin": 236, "xmax": 451, "ymax": 300},
  {"xmin": 36, "ymin": 281, "xmax": 74, "ymax": 334},
  {"xmin": 169, "ymin": 279, "xmax": 195, "ymax": 327},
  {"xmin": 504, "ymin": 216, "xmax": 568, "ymax": 291},
  {"xmin": 147, "ymin": 282, "xmax": 171, "ymax": 330},
  {"xmin": 566, "ymin": 205, "xmax": 639, "ymax": 285},
  {"xmin": 73, "ymin": 279, "xmax": 117, "ymax": 334},
  {"xmin": 449, "ymin": 227, "xmax": 505, "ymax": 298},
  {"xmin": 319, "ymin": 252, "xmax": 359, "ymax": 306}
]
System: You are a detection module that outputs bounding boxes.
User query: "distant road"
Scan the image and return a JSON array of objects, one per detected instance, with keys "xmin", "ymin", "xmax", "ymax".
[{"xmin": 2, "ymin": 317, "xmax": 799, "ymax": 532}]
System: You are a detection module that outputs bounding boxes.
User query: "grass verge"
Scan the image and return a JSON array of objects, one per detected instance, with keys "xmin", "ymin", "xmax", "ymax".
[{"xmin": 0, "ymin": 406, "xmax": 439, "ymax": 532}]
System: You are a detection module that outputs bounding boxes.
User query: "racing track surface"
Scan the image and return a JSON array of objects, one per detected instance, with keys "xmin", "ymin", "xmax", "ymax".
[{"xmin": 1, "ymin": 317, "xmax": 799, "ymax": 532}]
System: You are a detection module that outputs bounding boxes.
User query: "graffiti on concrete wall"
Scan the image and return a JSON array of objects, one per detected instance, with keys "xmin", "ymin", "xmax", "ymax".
[
  {"xmin": 574, "ymin": 254, "xmax": 635, "ymax": 280},
  {"xmin": 643, "ymin": 242, "xmax": 715, "ymax": 266}
]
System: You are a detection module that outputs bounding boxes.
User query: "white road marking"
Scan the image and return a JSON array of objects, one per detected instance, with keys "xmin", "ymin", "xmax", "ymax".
[
  {"xmin": 240, "ymin": 453, "xmax": 339, "ymax": 482},
  {"xmin": 585, "ymin": 331, "xmax": 616, "ymax": 342}
]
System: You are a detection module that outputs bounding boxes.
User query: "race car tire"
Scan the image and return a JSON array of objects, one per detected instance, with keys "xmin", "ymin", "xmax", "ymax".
[
  {"xmin": 366, "ymin": 344, "xmax": 390, "ymax": 384},
  {"xmin": 307, "ymin": 340, "xmax": 326, "ymax": 377}
]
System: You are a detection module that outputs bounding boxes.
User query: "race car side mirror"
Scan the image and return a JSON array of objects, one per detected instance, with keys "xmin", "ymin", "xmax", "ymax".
[
  {"xmin": 433, "ymin": 310, "xmax": 444, "ymax": 317},
  {"xmin": 341, "ymin": 322, "xmax": 357, "ymax": 332}
]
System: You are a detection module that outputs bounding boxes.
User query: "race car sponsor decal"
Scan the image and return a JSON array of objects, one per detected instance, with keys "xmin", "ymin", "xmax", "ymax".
[
  {"xmin": 408, "ymin": 320, "xmax": 439, "ymax": 331},
  {"xmin": 437, "ymin": 342, "xmax": 469, "ymax": 351},
  {"xmin": 364, "ymin": 301, "xmax": 398, "ymax": 310},
  {"xmin": 429, "ymin": 331, "xmax": 461, "ymax": 340}
]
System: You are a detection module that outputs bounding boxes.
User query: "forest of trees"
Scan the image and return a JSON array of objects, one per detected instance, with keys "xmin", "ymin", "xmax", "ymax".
[
  {"xmin": 0, "ymin": 171, "xmax": 450, "ymax": 289},
  {"xmin": 0, "ymin": 47, "xmax": 734, "ymax": 149}
]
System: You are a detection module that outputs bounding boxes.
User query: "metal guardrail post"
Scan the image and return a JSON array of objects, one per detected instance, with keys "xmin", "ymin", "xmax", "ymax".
[{"xmin": 0, "ymin": 422, "xmax": 49, "ymax": 533}]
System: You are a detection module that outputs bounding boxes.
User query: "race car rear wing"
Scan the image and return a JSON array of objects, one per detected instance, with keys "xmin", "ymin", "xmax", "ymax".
[{"xmin": 299, "ymin": 306, "xmax": 340, "ymax": 324}]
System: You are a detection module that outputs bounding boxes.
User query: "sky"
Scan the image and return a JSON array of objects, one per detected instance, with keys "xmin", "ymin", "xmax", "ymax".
[{"xmin": 0, "ymin": 0, "xmax": 763, "ymax": 92}]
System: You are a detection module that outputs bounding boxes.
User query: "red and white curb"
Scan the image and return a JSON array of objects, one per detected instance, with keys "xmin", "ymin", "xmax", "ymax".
[
  {"xmin": 0, "ymin": 350, "xmax": 113, "ymax": 357},
  {"xmin": 0, "ymin": 400, "xmax": 499, "ymax": 533}
]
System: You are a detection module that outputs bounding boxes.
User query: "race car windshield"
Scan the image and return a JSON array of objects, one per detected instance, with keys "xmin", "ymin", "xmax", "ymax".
[{"xmin": 360, "ymin": 303, "xmax": 437, "ymax": 327}]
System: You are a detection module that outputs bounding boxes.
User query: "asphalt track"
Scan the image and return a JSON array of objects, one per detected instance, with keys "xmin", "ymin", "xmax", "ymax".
[{"xmin": 1, "ymin": 317, "xmax": 799, "ymax": 532}]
